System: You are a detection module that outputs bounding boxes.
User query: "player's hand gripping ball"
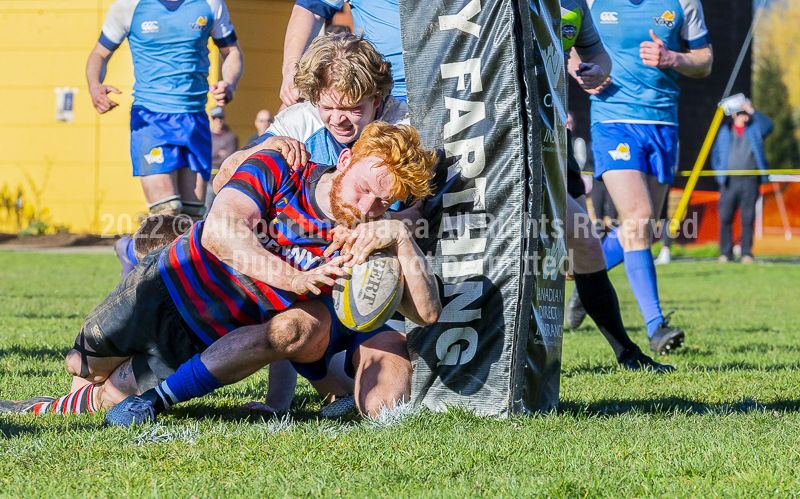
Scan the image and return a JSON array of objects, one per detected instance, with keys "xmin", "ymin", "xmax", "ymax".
[{"xmin": 333, "ymin": 248, "xmax": 404, "ymax": 332}]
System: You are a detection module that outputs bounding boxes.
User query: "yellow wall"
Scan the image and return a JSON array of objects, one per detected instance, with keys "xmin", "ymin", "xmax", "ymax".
[
  {"xmin": 0, "ymin": 0, "xmax": 293, "ymax": 234},
  {"xmin": 223, "ymin": 1, "xmax": 294, "ymax": 142}
]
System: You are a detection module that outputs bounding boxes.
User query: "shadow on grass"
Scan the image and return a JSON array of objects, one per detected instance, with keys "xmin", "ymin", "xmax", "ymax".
[
  {"xmin": 563, "ymin": 359, "xmax": 800, "ymax": 377},
  {"xmin": 0, "ymin": 344, "xmax": 71, "ymax": 361},
  {"xmin": 729, "ymin": 342, "xmax": 800, "ymax": 354},
  {"xmin": 658, "ymin": 269, "xmax": 725, "ymax": 279},
  {"xmin": 160, "ymin": 387, "xmax": 341, "ymax": 424},
  {"xmin": 0, "ymin": 420, "xmax": 45, "ymax": 439},
  {"xmin": 0, "ymin": 419, "xmax": 97, "ymax": 439},
  {"xmin": 562, "ymin": 364, "xmax": 620, "ymax": 376},
  {"xmin": 683, "ymin": 361, "xmax": 800, "ymax": 372},
  {"xmin": 559, "ymin": 395, "xmax": 800, "ymax": 417},
  {"xmin": 0, "ymin": 366, "xmax": 61, "ymax": 378},
  {"xmin": 164, "ymin": 403, "xmax": 335, "ymax": 425},
  {"xmin": 13, "ymin": 311, "xmax": 83, "ymax": 320},
  {"xmin": 667, "ymin": 346, "xmax": 716, "ymax": 356}
]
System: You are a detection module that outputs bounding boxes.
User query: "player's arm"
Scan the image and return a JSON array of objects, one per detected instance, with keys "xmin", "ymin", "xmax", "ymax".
[
  {"xmin": 203, "ymin": 170, "xmax": 346, "ymax": 295},
  {"xmin": 86, "ymin": 42, "xmax": 122, "ymax": 114},
  {"xmin": 639, "ymin": 30, "xmax": 712, "ymax": 78},
  {"xmin": 208, "ymin": 0, "xmax": 244, "ymax": 105},
  {"xmin": 672, "ymin": 45, "xmax": 712, "ymax": 78},
  {"xmin": 280, "ymin": 4, "xmax": 328, "ymax": 108},
  {"xmin": 210, "ymin": 42, "xmax": 244, "ymax": 106},
  {"xmin": 567, "ymin": 6, "xmax": 611, "ymax": 93},
  {"xmin": 87, "ymin": 0, "xmax": 133, "ymax": 115},
  {"xmin": 394, "ymin": 225, "xmax": 441, "ymax": 326},
  {"xmin": 568, "ymin": 46, "xmax": 612, "ymax": 94},
  {"xmin": 655, "ymin": 0, "xmax": 714, "ymax": 78},
  {"xmin": 213, "ymin": 136, "xmax": 308, "ymax": 193}
]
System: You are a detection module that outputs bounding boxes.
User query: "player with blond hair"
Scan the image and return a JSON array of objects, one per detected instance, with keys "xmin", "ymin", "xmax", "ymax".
[{"xmin": 219, "ymin": 32, "xmax": 406, "ymax": 179}]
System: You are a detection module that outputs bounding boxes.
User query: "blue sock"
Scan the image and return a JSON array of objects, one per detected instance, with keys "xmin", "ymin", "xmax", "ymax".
[
  {"xmin": 602, "ymin": 228, "xmax": 624, "ymax": 270},
  {"xmin": 156, "ymin": 355, "xmax": 223, "ymax": 408},
  {"xmin": 125, "ymin": 238, "xmax": 138, "ymax": 266},
  {"xmin": 623, "ymin": 249, "xmax": 664, "ymax": 338}
]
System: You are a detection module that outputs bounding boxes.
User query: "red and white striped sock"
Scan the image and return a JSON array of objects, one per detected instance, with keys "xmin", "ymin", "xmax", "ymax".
[{"xmin": 32, "ymin": 383, "xmax": 97, "ymax": 415}]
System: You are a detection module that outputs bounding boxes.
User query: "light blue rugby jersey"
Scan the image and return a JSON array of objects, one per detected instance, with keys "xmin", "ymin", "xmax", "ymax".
[
  {"xmin": 99, "ymin": 0, "xmax": 237, "ymax": 114},
  {"xmin": 295, "ymin": 0, "xmax": 404, "ymax": 99},
  {"xmin": 256, "ymin": 97, "xmax": 409, "ymax": 165},
  {"xmin": 587, "ymin": 0, "xmax": 710, "ymax": 125}
]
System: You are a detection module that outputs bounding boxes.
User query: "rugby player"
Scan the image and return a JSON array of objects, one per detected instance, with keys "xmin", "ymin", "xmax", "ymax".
[
  {"xmin": 87, "ymin": 0, "xmax": 244, "ymax": 276},
  {"xmin": 571, "ymin": 0, "xmax": 713, "ymax": 355},
  {"xmin": 560, "ymin": 0, "xmax": 672, "ymax": 371},
  {"xmin": 217, "ymin": 33, "xmax": 412, "ymax": 415},
  {"xmin": 221, "ymin": 33, "xmax": 406, "ymax": 185},
  {"xmin": 0, "ymin": 123, "xmax": 440, "ymax": 423},
  {"xmin": 279, "ymin": 0, "xmax": 404, "ymax": 106}
]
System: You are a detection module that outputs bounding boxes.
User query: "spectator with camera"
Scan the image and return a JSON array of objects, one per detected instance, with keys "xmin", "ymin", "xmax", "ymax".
[{"xmin": 711, "ymin": 97, "xmax": 773, "ymax": 264}]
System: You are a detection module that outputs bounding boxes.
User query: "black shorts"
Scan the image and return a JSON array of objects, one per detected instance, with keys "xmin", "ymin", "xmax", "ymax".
[
  {"xmin": 567, "ymin": 161, "xmax": 586, "ymax": 199},
  {"xmin": 567, "ymin": 131, "xmax": 586, "ymax": 199},
  {"xmin": 77, "ymin": 250, "xmax": 206, "ymax": 391}
]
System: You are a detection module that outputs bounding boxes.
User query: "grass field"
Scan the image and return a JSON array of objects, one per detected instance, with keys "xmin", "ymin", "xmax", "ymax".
[{"xmin": 2, "ymin": 250, "xmax": 800, "ymax": 497}]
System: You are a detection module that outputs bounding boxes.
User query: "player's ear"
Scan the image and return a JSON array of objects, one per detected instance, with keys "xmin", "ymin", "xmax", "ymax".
[{"xmin": 336, "ymin": 148, "xmax": 353, "ymax": 172}]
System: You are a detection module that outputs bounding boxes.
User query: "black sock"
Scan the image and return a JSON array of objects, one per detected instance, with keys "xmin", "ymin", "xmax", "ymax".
[
  {"xmin": 139, "ymin": 386, "xmax": 171, "ymax": 414},
  {"xmin": 574, "ymin": 270, "xmax": 642, "ymax": 362}
]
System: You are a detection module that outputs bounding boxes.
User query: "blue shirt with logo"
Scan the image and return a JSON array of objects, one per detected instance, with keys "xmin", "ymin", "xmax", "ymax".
[
  {"xmin": 587, "ymin": 0, "xmax": 710, "ymax": 125},
  {"xmin": 295, "ymin": 0, "xmax": 404, "ymax": 100},
  {"xmin": 98, "ymin": 0, "xmax": 237, "ymax": 114}
]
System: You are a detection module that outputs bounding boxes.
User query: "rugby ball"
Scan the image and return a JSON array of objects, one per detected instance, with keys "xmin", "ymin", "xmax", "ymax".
[{"xmin": 333, "ymin": 249, "xmax": 404, "ymax": 332}]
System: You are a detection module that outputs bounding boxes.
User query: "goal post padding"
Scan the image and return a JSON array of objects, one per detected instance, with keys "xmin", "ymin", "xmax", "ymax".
[{"xmin": 400, "ymin": 0, "xmax": 567, "ymax": 416}]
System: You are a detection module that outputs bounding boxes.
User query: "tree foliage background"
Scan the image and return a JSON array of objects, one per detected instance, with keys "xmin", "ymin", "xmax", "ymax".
[
  {"xmin": 755, "ymin": 0, "xmax": 800, "ymax": 111},
  {"xmin": 753, "ymin": 48, "xmax": 800, "ymax": 170},
  {"xmin": 754, "ymin": 0, "xmax": 800, "ymax": 168}
]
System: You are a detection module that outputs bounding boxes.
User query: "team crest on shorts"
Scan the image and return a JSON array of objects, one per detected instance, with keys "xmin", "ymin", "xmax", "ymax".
[
  {"xmin": 608, "ymin": 143, "xmax": 631, "ymax": 161},
  {"xmin": 189, "ymin": 16, "xmax": 208, "ymax": 31},
  {"xmin": 144, "ymin": 147, "xmax": 165, "ymax": 165},
  {"xmin": 653, "ymin": 11, "xmax": 676, "ymax": 28}
]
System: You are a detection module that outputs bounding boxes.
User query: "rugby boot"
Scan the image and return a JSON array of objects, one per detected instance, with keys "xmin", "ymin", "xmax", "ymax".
[
  {"xmin": 321, "ymin": 394, "xmax": 357, "ymax": 418},
  {"xmin": 564, "ymin": 287, "xmax": 587, "ymax": 329},
  {"xmin": 649, "ymin": 312, "xmax": 685, "ymax": 355},
  {"xmin": 104, "ymin": 394, "xmax": 158, "ymax": 427},
  {"xmin": 654, "ymin": 246, "xmax": 671, "ymax": 265},
  {"xmin": 0, "ymin": 396, "xmax": 56, "ymax": 414},
  {"xmin": 619, "ymin": 350, "xmax": 675, "ymax": 373}
]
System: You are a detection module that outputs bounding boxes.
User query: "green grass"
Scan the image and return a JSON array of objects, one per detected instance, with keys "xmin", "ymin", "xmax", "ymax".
[
  {"xmin": 2, "ymin": 251, "xmax": 800, "ymax": 497},
  {"xmin": 652, "ymin": 241, "xmax": 722, "ymax": 258}
]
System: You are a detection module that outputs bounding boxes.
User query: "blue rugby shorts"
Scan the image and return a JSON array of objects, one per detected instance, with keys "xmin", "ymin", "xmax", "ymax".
[
  {"xmin": 290, "ymin": 294, "xmax": 395, "ymax": 382},
  {"xmin": 130, "ymin": 106, "xmax": 212, "ymax": 181},
  {"xmin": 590, "ymin": 122, "xmax": 678, "ymax": 184}
]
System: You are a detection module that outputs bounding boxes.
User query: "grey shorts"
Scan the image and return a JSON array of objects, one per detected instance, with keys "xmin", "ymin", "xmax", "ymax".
[{"xmin": 76, "ymin": 250, "xmax": 206, "ymax": 391}]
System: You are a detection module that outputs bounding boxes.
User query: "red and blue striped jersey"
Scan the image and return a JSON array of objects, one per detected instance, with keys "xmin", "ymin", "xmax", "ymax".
[{"xmin": 158, "ymin": 150, "xmax": 337, "ymax": 346}]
